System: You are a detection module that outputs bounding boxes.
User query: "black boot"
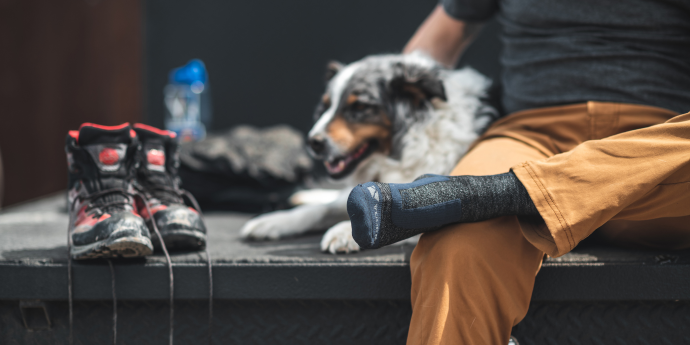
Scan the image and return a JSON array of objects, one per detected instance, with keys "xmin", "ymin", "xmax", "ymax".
[
  {"xmin": 66, "ymin": 123, "xmax": 153, "ymax": 260},
  {"xmin": 133, "ymin": 123, "xmax": 207, "ymax": 250}
]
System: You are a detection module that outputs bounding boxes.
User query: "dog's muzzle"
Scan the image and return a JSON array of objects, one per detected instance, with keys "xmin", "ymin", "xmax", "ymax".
[{"xmin": 307, "ymin": 135, "xmax": 327, "ymax": 159}]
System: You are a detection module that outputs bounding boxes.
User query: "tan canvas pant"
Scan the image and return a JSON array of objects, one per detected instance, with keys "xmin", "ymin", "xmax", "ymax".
[{"xmin": 407, "ymin": 102, "xmax": 690, "ymax": 345}]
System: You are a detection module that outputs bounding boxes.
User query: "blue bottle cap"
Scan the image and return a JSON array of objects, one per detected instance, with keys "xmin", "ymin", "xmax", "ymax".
[{"xmin": 169, "ymin": 59, "xmax": 207, "ymax": 85}]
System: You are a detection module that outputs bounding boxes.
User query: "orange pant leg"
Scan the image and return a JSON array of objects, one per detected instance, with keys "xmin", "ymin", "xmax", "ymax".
[
  {"xmin": 513, "ymin": 112, "xmax": 690, "ymax": 257},
  {"xmin": 408, "ymin": 103, "xmax": 685, "ymax": 344},
  {"xmin": 408, "ymin": 137, "xmax": 546, "ymax": 345}
]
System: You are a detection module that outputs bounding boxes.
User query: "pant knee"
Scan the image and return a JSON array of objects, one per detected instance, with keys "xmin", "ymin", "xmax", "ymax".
[
  {"xmin": 410, "ymin": 216, "xmax": 544, "ymax": 301},
  {"xmin": 411, "ymin": 218, "xmax": 513, "ymax": 272},
  {"xmin": 410, "ymin": 221, "xmax": 502, "ymax": 301}
]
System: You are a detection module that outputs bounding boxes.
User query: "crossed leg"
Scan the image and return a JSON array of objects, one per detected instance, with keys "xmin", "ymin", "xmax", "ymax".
[
  {"xmin": 408, "ymin": 138, "xmax": 546, "ymax": 345},
  {"xmin": 408, "ymin": 110, "xmax": 690, "ymax": 344}
]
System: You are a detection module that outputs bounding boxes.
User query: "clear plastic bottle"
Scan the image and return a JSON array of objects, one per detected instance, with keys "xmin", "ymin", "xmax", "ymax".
[{"xmin": 164, "ymin": 59, "xmax": 212, "ymax": 142}]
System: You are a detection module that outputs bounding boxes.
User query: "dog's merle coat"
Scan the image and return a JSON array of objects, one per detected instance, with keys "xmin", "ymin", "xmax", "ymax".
[{"xmin": 241, "ymin": 53, "xmax": 496, "ymax": 253}]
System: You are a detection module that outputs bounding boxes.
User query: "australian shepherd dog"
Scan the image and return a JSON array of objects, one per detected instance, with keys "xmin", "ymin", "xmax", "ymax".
[{"xmin": 241, "ymin": 52, "xmax": 496, "ymax": 253}]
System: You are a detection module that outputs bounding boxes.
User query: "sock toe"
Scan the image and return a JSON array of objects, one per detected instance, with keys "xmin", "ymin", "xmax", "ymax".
[{"xmin": 348, "ymin": 183, "xmax": 383, "ymax": 249}]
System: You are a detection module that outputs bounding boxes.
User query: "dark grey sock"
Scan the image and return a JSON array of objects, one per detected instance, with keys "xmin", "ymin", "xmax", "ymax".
[
  {"xmin": 348, "ymin": 172, "xmax": 540, "ymax": 249},
  {"xmin": 406, "ymin": 172, "xmax": 539, "ymax": 222}
]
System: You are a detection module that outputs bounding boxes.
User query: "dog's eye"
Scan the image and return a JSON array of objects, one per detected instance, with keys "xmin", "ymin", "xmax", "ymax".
[
  {"xmin": 353, "ymin": 102, "xmax": 367, "ymax": 111},
  {"xmin": 355, "ymin": 102, "xmax": 376, "ymax": 113},
  {"xmin": 346, "ymin": 102, "xmax": 379, "ymax": 121}
]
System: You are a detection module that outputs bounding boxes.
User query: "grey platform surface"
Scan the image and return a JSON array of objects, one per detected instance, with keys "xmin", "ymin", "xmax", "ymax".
[
  {"xmin": 1, "ymin": 194, "xmax": 690, "ymax": 302},
  {"xmin": 3, "ymin": 195, "xmax": 690, "ymax": 345}
]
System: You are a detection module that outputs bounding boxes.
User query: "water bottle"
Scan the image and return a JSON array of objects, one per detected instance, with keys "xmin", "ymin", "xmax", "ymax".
[{"xmin": 164, "ymin": 59, "xmax": 212, "ymax": 142}]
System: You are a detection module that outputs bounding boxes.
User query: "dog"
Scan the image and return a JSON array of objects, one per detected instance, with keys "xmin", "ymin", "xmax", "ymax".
[{"xmin": 240, "ymin": 52, "xmax": 496, "ymax": 253}]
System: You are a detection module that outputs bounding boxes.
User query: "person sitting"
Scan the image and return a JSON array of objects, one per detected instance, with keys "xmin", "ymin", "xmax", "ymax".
[{"xmin": 348, "ymin": 1, "xmax": 690, "ymax": 344}]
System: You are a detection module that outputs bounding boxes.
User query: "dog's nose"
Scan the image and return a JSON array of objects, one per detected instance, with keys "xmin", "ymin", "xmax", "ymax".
[{"xmin": 308, "ymin": 136, "xmax": 327, "ymax": 156}]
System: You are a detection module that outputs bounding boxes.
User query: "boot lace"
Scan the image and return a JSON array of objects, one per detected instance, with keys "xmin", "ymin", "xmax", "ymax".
[
  {"xmin": 82, "ymin": 188, "xmax": 132, "ymax": 216},
  {"xmin": 67, "ymin": 189, "xmax": 213, "ymax": 345},
  {"xmin": 68, "ymin": 191, "xmax": 175, "ymax": 345}
]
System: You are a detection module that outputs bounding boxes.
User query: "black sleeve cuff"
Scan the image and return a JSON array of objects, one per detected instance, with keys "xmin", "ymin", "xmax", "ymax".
[{"xmin": 439, "ymin": 0, "xmax": 498, "ymax": 21}]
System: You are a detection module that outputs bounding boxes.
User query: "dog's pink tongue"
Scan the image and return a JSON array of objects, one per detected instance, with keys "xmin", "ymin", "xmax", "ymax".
[{"xmin": 326, "ymin": 160, "xmax": 346, "ymax": 174}]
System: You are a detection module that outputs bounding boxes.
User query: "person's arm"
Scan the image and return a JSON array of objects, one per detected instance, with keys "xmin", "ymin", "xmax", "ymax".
[{"xmin": 403, "ymin": 4, "xmax": 484, "ymax": 68}]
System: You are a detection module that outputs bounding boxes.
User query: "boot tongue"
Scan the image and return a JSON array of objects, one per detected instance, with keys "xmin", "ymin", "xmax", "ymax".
[
  {"xmin": 78, "ymin": 124, "xmax": 133, "ymax": 177},
  {"xmin": 133, "ymin": 124, "xmax": 177, "ymax": 178},
  {"xmin": 78, "ymin": 123, "xmax": 133, "ymax": 146},
  {"xmin": 133, "ymin": 125, "xmax": 183, "ymax": 204},
  {"xmin": 74, "ymin": 124, "xmax": 135, "ymax": 211},
  {"xmin": 77, "ymin": 123, "xmax": 135, "ymax": 190}
]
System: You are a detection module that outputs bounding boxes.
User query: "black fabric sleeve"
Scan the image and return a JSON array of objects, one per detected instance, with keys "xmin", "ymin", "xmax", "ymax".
[{"xmin": 439, "ymin": 0, "xmax": 499, "ymax": 21}]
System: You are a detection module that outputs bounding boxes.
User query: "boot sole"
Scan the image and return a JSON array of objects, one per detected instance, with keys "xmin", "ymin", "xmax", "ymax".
[
  {"xmin": 151, "ymin": 229, "xmax": 206, "ymax": 251},
  {"xmin": 71, "ymin": 235, "xmax": 154, "ymax": 260}
]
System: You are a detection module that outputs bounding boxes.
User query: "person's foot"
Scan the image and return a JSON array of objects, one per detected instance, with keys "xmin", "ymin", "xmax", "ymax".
[
  {"xmin": 348, "ymin": 172, "xmax": 539, "ymax": 249},
  {"xmin": 347, "ymin": 175, "xmax": 449, "ymax": 250},
  {"xmin": 66, "ymin": 123, "xmax": 153, "ymax": 260},
  {"xmin": 133, "ymin": 124, "xmax": 207, "ymax": 250}
]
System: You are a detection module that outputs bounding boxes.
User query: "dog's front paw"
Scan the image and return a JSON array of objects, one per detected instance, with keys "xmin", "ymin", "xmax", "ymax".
[
  {"xmin": 240, "ymin": 210, "xmax": 305, "ymax": 240},
  {"xmin": 320, "ymin": 221, "xmax": 360, "ymax": 254}
]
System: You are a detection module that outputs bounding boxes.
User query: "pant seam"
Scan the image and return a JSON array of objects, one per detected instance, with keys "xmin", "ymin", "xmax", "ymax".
[
  {"xmin": 527, "ymin": 162, "xmax": 576, "ymax": 250},
  {"xmin": 658, "ymin": 181, "xmax": 690, "ymax": 186},
  {"xmin": 523, "ymin": 162, "xmax": 575, "ymax": 251}
]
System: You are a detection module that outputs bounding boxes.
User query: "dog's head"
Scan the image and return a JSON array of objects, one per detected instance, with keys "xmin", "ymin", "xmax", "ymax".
[{"xmin": 307, "ymin": 54, "xmax": 447, "ymax": 179}]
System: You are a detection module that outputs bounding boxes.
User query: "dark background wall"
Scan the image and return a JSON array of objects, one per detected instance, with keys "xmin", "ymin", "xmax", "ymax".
[
  {"xmin": 0, "ymin": 0, "xmax": 501, "ymax": 207},
  {"xmin": 144, "ymin": 0, "xmax": 501, "ymax": 134},
  {"xmin": 0, "ymin": 0, "xmax": 143, "ymax": 207}
]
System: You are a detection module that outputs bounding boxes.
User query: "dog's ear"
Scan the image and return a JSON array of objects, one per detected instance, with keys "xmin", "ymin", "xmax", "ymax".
[
  {"xmin": 389, "ymin": 62, "xmax": 446, "ymax": 106},
  {"xmin": 325, "ymin": 61, "xmax": 344, "ymax": 82}
]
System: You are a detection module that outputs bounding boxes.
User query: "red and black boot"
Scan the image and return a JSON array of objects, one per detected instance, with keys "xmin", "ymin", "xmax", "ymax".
[
  {"xmin": 66, "ymin": 123, "xmax": 154, "ymax": 260},
  {"xmin": 133, "ymin": 124, "xmax": 207, "ymax": 250}
]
